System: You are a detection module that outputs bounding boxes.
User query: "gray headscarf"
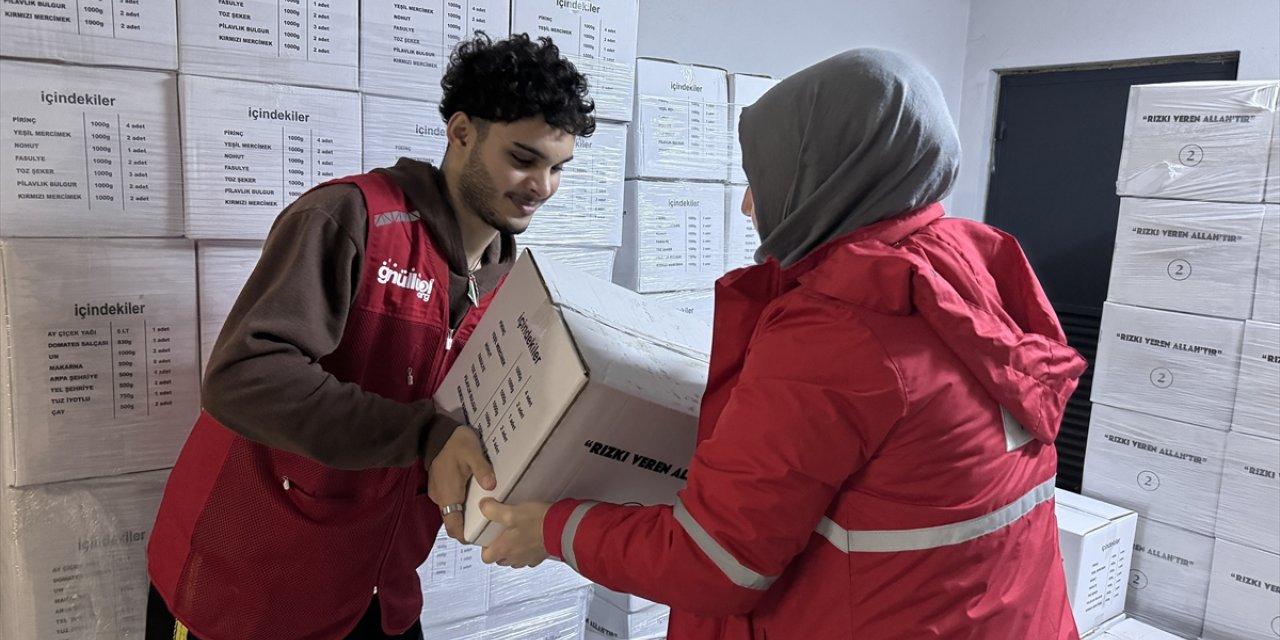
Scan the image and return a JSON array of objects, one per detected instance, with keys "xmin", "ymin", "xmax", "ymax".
[{"xmin": 741, "ymin": 48, "xmax": 961, "ymax": 266}]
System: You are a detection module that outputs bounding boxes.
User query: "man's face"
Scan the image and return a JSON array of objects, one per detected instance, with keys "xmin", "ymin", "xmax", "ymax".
[{"xmin": 455, "ymin": 116, "xmax": 576, "ymax": 235}]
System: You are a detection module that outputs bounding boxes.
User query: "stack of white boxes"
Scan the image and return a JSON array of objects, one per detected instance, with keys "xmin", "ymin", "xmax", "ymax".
[
  {"xmin": 0, "ymin": 17, "xmax": 197, "ymax": 638},
  {"xmin": 725, "ymin": 74, "xmax": 777, "ymax": 273},
  {"xmin": 1085, "ymin": 80, "xmax": 1280, "ymax": 639}
]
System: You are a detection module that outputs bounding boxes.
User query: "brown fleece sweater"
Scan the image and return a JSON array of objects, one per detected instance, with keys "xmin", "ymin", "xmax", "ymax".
[{"xmin": 201, "ymin": 158, "xmax": 513, "ymax": 470}]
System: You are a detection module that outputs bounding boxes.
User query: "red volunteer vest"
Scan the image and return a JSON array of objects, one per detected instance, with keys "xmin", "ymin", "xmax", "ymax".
[{"xmin": 147, "ymin": 173, "xmax": 490, "ymax": 639}]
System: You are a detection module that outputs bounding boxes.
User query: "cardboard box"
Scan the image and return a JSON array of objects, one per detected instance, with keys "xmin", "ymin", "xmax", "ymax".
[
  {"xmin": 360, "ymin": 0, "xmax": 511, "ymax": 100},
  {"xmin": 511, "ymin": 0, "xmax": 639, "ymax": 123},
  {"xmin": 1091, "ymin": 303, "xmax": 1244, "ymax": 431},
  {"xmin": 0, "ymin": 470, "xmax": 168, "ymax": 640},
  {"xmin": 434, "ymin": 250, "xmax": 710, "ymax": 545},
  {"xmin": 0, "ymin": 60, "xmax": 183, "ymax": 238},
  {"xmin": 1254, "ymin": 208, "xmax": 1280, "ymax": 324},
  {"xmin": 1116, "ymin": 81, "xmax": 1279, "ymax": 204},
  {"xmin": 418, "ymin": 528, "xmax": 491, "ymax": 626},
  {"xmin": 1203, "ymin": 539, "xmax": 1280, "ymax": 639},
  {"xmin": 1055, "ymin": 490, "xmax": 1139, "ymax": 635},
  {"xmin": 1127, "ymin": 517, "xmax": 1215, "ymax": 639},
  {"xmin": 643, "ymin": 289, "xmax": 716, "ymax": 327},
  {"xmin": 519, "ymin": 245, "xmax": 617, "ymax": 282},
  {"xmin": 1082, "ymin": 617, "xmax": 1186, "ymax": 640},
  {"xmin": 1232, "ymin": 320, "xmax": 1280, "ymax": 440},
  {"xmin": 177, "ymin": 0, "xmax": 359, "ymax": 90},
  {"xmin": 196, "ymin": 242, "xmax": 263, "ymax": 373},
  {"xmin": 594, "ymin": 587, "xmax": 658, "ymax": 615},
  {"xmin": 522, "ymin": 122, "xmax": 628, "ymax": 248},
  {"xmin": 361, "ymin": 95, "xmax": 448, "ymax": 171},
  {"xmin": 0, "ymin": 239, "xmax": 199, "ymax": 487},
  {"xmin": 0, "ymin": 0, "xmax": 177, "ymax": 69},
  {"xmin": 616, "ymin": 180, "xmax": 727, "ymax": 293},
  {"xmin": 725, "ymin": 184, "xmax": 759, "ymax": 270},
  {"xmin": 586, "ymin": 595, "xmax": 669, "ymax": 639},
  {"xmin": 727, "ymin": 74, "xmax": 778, "ymax": 184},
  {"xmin": 423, "ymin": 585, "xmax": 593, "ymax": 640},
  {"xmin": 627, "ymin": 58, "xmax": 730, "ymax": 182},
  {"xmin": 180, "ymin": 75, "xmax": 362, "ymax": 240},
  {"xmin": 1215, "ymin": 431, "xmax": 1280, "ymax": 552},
  {"xmin": 1082, "ymin": 404, "xmax": 1227, "ymax": 536},
  {"xmin": 1106, "ymin": 198, "xmax": 1266, "ymax": 320}
]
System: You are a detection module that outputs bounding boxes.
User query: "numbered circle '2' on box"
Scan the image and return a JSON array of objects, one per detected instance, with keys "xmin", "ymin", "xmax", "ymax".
[
  {"xmin": 434, "ymin": 249, "xmax": 711, "ymax": 545},
  {"xmin": 1091, "ymin": 303, "xmax": 1244, "ymax": 431}
]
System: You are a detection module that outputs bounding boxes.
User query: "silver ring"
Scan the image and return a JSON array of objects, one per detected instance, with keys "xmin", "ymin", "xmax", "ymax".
[{"xmin": 440, "ymin": 503, "xmax": 465, "ymax": 517}]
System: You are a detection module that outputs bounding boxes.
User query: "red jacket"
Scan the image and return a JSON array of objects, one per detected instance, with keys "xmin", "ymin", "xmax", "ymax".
[
  {"xmin": 545, "ymin": 205, "xmax": 1086, "ymax": 639},
  {"xmin": 148, "ymin": 173, "xmax": 489, "ymax": 639}
]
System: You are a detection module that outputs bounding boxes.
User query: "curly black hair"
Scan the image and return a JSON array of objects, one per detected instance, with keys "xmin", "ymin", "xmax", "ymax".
[{"xmin": 440, "ymin": 33, "xmax": 596, "ymax": 137}]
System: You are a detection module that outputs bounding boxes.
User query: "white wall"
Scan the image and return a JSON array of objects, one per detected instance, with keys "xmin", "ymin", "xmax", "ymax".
[
  {"xmin": 954, "ymin": 0, "xmax": 1280, "ymax": 221},
  {"xmin": 636, "ymin": 0, "xmax": 973, "ymax": 129}
]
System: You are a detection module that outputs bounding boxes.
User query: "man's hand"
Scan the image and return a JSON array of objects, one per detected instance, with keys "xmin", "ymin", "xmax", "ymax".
[
  {"xmin": 479, "ymin": 498, "xmax": 551, "ymax": 568},
  {"xmin": 427, "ymin": 426, "xmax": 496, "ymax": 542}
]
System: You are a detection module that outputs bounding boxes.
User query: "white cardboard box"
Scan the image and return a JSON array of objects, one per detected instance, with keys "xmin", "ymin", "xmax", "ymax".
[
  {"xmin": 522, "ymin": 122, "xmax": 628, "ymax": 247},
  {"xmin": 1215, "ymin": 431, "xmax": 1280, "ymax": 553},
  {"xmin": 1107, "ymin": 198, "xmax": 1266, "ymax": 320},
  {"xmin": 434, "ymin": 250, "xmax": 710, "ymax": 545},
  {"xmin": 1254, "ymin": 207, "xmax": 1280, "ymax": 324},
  {"xmin": 418, "ymin": 528, "xmax": 491, "ymax": 626},
  {"xmin": 1082, "ymin": 404, "xmax": 1227, "ymax": 537},
  {"xmin": 1116, "ymin": 81, "xmax": 1279, "ymax": 204},
  {"xmin": 360, "ymin": 0, "xmax": 511, "ymax": 100},
  {"xmin": 0, "ymin": 469, "xmax": 168, "ymax": 640},
  {"xmin": 518, "ymin": 245, "xmax": 616, "ymax": 282},
  {"xmin": 1203, "ymin": 538, "xmax": 1280, "ymax": 640},
  {"xmin": 361, "ymin": 95, "xmax": 448, "ymax": 171},
  {"xmin": 196, "ymin": 242, "xmax": 263, "ymax": 373},
  {"xmin": 628, "ymin": 58, "xmax": 730, "ymax": 182},
  {"xmin": 586, "ymin": 595, "xmax": 669, "ymax": 639},
  {"xmin": 180, "ymin": 75, "xmax": 362, "ymax": 240},
  {"xmin": 1055, "ymin": 490, "xmax": 1138, "ymax": 635},
  {"xmin": 0, "ymin": 0, "xmax": 177, "ymax": 69},
  {"xmin": 1083, "ymin": 617, "xmax": 1185, "ymax": 640},
  {"xmin": 727, "ymin": 74, "xmax": 778, "ymax": 185},
  {"xmin": 177, "ymin": 0, "xmax": 359, "ymax": 90},
  {"xmin": 1092, "ymin": 303, "xmax": 1244, "ymax": 431},
  {"xmin": 0, "ymin": 60, "xmax": 183, "ymax": 238},
  {"xmin": 1127, "ymin": 517, "xmax": 1215, "ymax": 639},
  {"xmin": 616, "ymin": 180, "xmax": 727, "ymax": 293},
  {"xmin": 511, "ymin": 0, "xmax": 639, "ymax": 123},
  {"xmin": 643, "ymin": 289, "xmax": 716, "ymax": 328},
  {"xmin": 1232, "ymin": 320, "xmax": 1280, "ymax": 441},
  {"xmin": 0, "ymin": 239, "xmax": 199, "ymax": 487},
  {"xmin": 725, "ymin": 184, "xmax": 758, "ymax": 270}
]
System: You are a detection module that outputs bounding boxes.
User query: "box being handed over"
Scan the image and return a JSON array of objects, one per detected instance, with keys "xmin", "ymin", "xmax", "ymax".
[{"xmin": 434, "ymin": 250, "xmax": 711, "ymax": 545}]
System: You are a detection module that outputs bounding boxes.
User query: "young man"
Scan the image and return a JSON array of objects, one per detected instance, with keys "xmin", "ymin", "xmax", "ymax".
[{"xmin": 146, "ymin": 34, "xmax": 593, "ymax": 640}]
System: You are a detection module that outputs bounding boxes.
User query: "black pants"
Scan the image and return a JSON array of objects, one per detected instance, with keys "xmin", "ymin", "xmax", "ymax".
[{"xmin": 146, "ymin": 584, "xmax": 425, "ymax": 640}]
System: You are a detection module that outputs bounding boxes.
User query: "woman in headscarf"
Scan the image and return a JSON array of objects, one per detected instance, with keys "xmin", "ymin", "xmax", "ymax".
[{"xmin": 480, "ymin": 48, "xmax": 1086, "ymax": 639}]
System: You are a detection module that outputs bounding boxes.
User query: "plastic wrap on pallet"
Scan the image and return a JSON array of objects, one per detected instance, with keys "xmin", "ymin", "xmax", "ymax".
[
  {"xmin": 1215, "ymin": 431, "xmax": 1280, "ymax": 554},
  {"xmin": 360, "ymin": 0, "xmax": 511, "ymax": 100},
  {"xmin": 423, "ymin": 586, "xmax": 593, "ymax": 640},
  {"xmin": 362, "ymin": 95, "xmax": 448, "ymax": 171},
  {"xmin": 180, "ymin": 75, "xmax": 362, "ymax": 240},
  {"xmin": 1082, "ymin": 404, "xmax": 1227, "ymax": 537},
  {"xmin": 615, "ymin": 180, "xmax": 727, "ymax": 293},
  {"xmin": 628, "ymin": 59, "xmax": 731, "ymax": 182},
  {"xmin": 724, "ymin": 184, "xmax": 758, "ymax": 270},
  {"xmin": 0, "ymin": 238, "xmax": 199, "ymax": 487},
  {"xmin": 0, "ymin": 469, "xmax": 168, "ymax": 640},
  {"xmin": 511, "ymin": 0, "xmax": 638, "ymax": 123},
  {"xmin": 1232, "ymin": 320, "xmax": 1280, "ymax": 440},
  {"xmin": 1106, "ymin": 198, "xmax": 1266, "ymax": 320},
  {"xmin": 1203, "ymin": 538, "xmax": 1280, "ymax": 639},
  {"xmin": 586, "ymin": 595, "xmax": 670, "ymax": 639},
  {"xmin": 490, "ymin": 560, "xmax": 592, "ymax": 610},
  {"xmin": 1116, "ymin": 81, "xmax": 1278, "ymax": 204},
  {"xmin": 643, "ymin": 289, "xmax": 716, "ymax": 328},
  {"xmin": 0, "ymin": 60, "xmax": 183, "ymax": 238},
  {"xmin": 0, "ymin": 0, "xmax": 177, "ymax": 69},
  {"xmin": 1254, "ymin": 207, "xmax": 1280, "ymax": 323},
  {"xmin": 1091, "ymin": 303, "xmax": 1244, "ymax": 431},
  {"xmin": 727, "ymin": 74, "xmax": 778, "ymax": 184},
  {"xmin": 177, "ymin": 0, "xmax": 359, "ymax": 90},
  {"xmin": 521, "ymin": 122, "xmax": 627, "ymax": 247},
  {"xmin": 1126, "ymin": 517, "xmax": 1214, "ymax": 639},
  {"xmin": 1267, "ymin": 110, "xmax": 1280, "ymax": 204},
  {"xmin": 419, "ymin": 529, "xmax": 490, "ymax": 626},
  {"xmin": 196, "ymin": 242, "xmax": 263, "ymax": 374},
  {"xmin": 1082, "ymin": 617, "xmax": 1184, "ymax": 640},
  {"xmin": 518, "ymin": 245, "xmax": 617, "ymax": 282}
]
